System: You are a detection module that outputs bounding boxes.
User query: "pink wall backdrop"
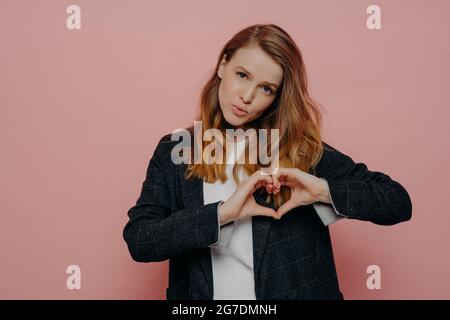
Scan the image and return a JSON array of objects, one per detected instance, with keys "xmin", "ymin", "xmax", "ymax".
[{"xmin": 1, "ymin": 0, "xmax": 449, "ymax": 299}]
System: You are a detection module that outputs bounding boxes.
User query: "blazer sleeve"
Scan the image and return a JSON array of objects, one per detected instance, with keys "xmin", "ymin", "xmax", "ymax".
[
  {"xmin": 313, "ymin": 202, "xmax": 345, "ymax": 226},
  {"xmin": 123, "ymin": 135, "xmax": 222, "ymax": 263},
  {"xmin": 208, "ymin": 201, "xmax": 235, "ymax": 248},
  {"xmin": 314, "ymin": 142, "xmax": 413, "ymax": 226}
]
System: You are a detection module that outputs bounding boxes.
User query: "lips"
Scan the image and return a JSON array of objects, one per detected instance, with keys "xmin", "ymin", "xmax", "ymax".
[{"xmin": 231, "ymin": 104, "xmax": 248, "ymax": 116}]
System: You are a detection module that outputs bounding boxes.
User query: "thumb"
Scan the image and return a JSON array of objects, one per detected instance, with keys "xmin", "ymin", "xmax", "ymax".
[
  {"xmin": 276, "ymin": 199, "xmax": 297, "ymax": 218},
  {"xmin": 253, "ymin": 204, "xmax": 277, "ymax": 218}
]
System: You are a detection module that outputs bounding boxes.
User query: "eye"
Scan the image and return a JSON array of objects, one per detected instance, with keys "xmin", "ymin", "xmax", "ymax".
[
  {"xmin": 236, "ymin": 71, "xmax": 248, "ymax": 79},
  {"xmin": 261, "ymin": 85, "xmax": 274, "ymax": 95}
]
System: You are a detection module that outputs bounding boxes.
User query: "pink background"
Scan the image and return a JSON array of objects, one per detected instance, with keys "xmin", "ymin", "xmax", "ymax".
[{"xmin": 1, "ymin": 0, "xmax": 449, "ymax": 299}]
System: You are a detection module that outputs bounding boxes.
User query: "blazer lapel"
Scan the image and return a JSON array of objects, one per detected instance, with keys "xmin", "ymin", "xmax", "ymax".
[
  {"xmin": 178, "ymin": 164, "xmax": 214, "ymax": 299},
  {"xmin": 252, "ymin": 192, "xmax": 274, "ymax": 298}
]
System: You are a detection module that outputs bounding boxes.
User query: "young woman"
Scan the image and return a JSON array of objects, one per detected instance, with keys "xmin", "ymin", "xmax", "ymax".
[{"xmin": 123, "ymin": 24, "xmax": 412, "ymax": 300}]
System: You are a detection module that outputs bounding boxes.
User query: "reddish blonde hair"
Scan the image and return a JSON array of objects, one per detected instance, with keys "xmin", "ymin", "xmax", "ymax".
[{"xmin": 185, "ymin": 24, "xmax": 325, "ymax": 209}]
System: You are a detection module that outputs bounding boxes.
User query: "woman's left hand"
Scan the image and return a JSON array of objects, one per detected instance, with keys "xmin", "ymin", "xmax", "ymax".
[{"xmin": 263, "ymin": 167, "xmax": 332, "ymax": 219}]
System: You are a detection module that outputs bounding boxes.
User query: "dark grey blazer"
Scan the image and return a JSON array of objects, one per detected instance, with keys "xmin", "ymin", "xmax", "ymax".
[{"xmin": 123, "ymin": 132, "xmax": 412, "ymax": 300}]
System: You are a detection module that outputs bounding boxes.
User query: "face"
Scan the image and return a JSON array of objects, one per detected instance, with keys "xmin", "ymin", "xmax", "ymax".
[{"xmin": 217, "ymin": 45, "xmax": 283, "ymax": 129}]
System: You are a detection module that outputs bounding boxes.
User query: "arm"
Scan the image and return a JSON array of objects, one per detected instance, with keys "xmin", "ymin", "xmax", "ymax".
[
  {"xmin": 315, "ymin": 142, "xmax": 412, "ymax": 226},
  {"xmin": 123, "ymin": 136, "xmax": 222, "ymax": 262}
]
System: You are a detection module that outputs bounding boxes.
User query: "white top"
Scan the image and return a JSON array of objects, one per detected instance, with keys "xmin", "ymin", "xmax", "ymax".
[{"xmin": 203, "ymin": 137, "xmax": 344, "ymax": 300}]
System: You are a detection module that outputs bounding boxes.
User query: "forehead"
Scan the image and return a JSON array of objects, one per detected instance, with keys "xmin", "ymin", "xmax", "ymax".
[{"xmin": 229, "ymin": 45, "xmax": 283, "ymax": 84}]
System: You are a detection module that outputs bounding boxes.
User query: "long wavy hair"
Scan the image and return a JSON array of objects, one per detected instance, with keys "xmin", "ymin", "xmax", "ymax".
[{"xmin": 185, "ymin": 24, "xmax": 326, "ymax": 209}]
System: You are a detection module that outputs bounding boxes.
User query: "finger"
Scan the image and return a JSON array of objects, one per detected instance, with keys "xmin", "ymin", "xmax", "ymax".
[
  {"xmin": 271, "ymin": 174, "xmax": 280, "ymax": 194},
  {"xmin": 285, "ymin": 168, "xmax": 306, "ymax": 183},
  {"xmin": 271, "ymin": 167, "xmax": 288, "ymax": 180},
  {"xmin": 274, "ymin": 173, "xmax": 291, "ymax": 189},
  {"xmin": 251, "ymin": 169, "xmax": 267, "ymax": 177},
  {"xmin": 249, "ymin": 174, "xmax": 273, "ymax": 192},
  {"xmin": 275, "ymin": 170, "xmax": 297, "ymax": 187},
  {"xmin": 254, "ymin": 205, "xmax": 277, "ymax": 218},
  {"xmin": 275, "ymin": 168, "xmax": 299, "ymax": 181},
  {"xmin": 280, "ymin": 179, "xmax": 295, "ymax": 188},
  {"xmin": 255, "ymin": 179, "xmax": 270, "ymax": 191},
  {"xmin": 276, "ymin": 199, "xmax": 298, "ymax": 218},
  {"xmin": 260, "ymin": 167, "xmax": 278, "ymax": 176},
  {"xmin": 252, "ymin": 172, "xmax": 273, "ymax": 185}
]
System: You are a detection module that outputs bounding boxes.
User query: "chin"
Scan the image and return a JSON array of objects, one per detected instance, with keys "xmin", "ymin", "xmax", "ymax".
[{"xmin": 223, "ymin": 113, "xmax": 246, "ymax": 128}]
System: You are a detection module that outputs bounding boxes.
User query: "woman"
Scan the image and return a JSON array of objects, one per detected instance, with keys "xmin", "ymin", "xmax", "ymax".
[{"xmin": 123, "ymin": 24, "xmax": 412, "ymax": 300}]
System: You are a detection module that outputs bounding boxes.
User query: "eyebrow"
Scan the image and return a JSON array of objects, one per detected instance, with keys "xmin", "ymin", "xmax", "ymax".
[{"xmin": 236, "ymin": 66, "xmax": 279, "ymax": 89}]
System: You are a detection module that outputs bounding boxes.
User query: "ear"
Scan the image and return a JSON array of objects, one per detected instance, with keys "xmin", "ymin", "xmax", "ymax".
[{"xmin": 217, "ymin": 54, "xmax": 227, "ymax": 79}]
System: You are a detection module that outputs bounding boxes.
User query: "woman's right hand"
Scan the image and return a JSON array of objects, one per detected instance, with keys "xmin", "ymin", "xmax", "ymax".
[{"xmin": 218, "ymin": 170, "xmax": 278, "ymax": 226}]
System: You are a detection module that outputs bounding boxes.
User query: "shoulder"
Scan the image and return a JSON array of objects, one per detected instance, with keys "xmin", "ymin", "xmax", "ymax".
[
  {"xmin": 318, "ymin": 141, "xmax": 338, "ymax": 167},
  {"xmin": 152, "ymin": 132, "xmax": 178, "ymax": 158},
  {"xmin": 158, "ymin": 132, "xmax": 177, "ymax": 145},
  {"xmin": 315, "ymin": 141, "xmax": 354, "ymax": 175},
  {"xmin": 152, "ymin": 127, "xmax": 194, "ymax": 160},
  {"xmin": 157, "ymin": 126, "xmax": 195, "ymax": 145}
]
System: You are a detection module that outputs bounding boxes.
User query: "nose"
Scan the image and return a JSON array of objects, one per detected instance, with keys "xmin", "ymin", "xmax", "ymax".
[{"xmin": 240, "ymin": 85, "xmax": 255, "ymax": 104}]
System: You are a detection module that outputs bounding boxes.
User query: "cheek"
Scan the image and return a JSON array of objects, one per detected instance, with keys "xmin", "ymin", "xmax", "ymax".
[
  {"xmin": 219, "ymin": 76, "xmax": 240, "ymax": 111},
  {"xmin": 251, "ymin": 99, "xmax": 274, "ymax": 117},
  {"xmin": 222, "ymin": 75, "xmax": 240, "ymax": 96}
]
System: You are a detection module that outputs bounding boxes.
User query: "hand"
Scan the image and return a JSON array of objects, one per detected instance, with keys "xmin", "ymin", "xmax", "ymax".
[
  {"xmin": 264, "ymin": 167, "xmax": 331, "ymax": 219},
  {"xmin": 218, "ymin": 170, "xmax": 278, "ymax": 225}
]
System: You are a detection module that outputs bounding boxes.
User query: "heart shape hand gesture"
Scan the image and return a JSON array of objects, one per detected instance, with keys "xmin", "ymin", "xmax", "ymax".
[
  {"xmin": 262, "ymin": 167, "xmax": 331, "ymax": 218},
  {"xmin": 217, "ymin": 168, "xmax": 331, "ymax": 225}
]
